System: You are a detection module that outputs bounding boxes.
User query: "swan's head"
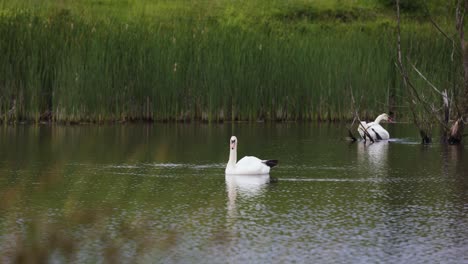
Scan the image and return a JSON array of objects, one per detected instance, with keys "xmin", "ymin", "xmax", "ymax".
[
  {"xmin": 230, "ymin": 136, "xmax": 237, "ymax": 150},
  {"xmin": 379, "ymin": 113, "xmax": 394, "ymax": 123}
]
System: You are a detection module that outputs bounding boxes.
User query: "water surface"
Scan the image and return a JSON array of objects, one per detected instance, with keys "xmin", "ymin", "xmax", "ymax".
[{"xmin": 0, "ymin": 123, "xmax": 467, "ymax": 263}]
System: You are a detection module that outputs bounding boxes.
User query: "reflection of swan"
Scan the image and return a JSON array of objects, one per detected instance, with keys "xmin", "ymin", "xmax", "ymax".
[
  {"xmin": 225, "ymin": 136, "xmax": 278, "ymax": 175},
  {"xmin": 226, "ymin": 174, "xmax": 270, "ymax": 195},
  {"xmin": 225, "ymin": 174, "xmax": 270, "ymax": 242},
  {"xmin": 357, "ymin": 141, "xmax": 389, "ymax": 173},
  {"xmin": 226, "ymin": 174, "xmax": 270, "ymax": 220},
  {"xmin": 358, "ymin": 113, "xmax": 393, "ymax": 141}
]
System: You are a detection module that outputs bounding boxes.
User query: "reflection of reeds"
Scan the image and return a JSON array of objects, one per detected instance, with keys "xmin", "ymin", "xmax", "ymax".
[
  {"xmin": 0, "ymin": 7, "xmax": 455, "ymax": 122},
  {"xmin": 0, "ymin": 123, "xmax": 235, "ymax": 262},
  {"xmin": 4, "ymin": 208, "xmax": 162, "ymax": 263}
]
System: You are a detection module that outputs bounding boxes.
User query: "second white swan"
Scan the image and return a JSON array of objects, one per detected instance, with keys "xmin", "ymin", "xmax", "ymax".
[{"xmin": 358, "ymin": 113, "xmax": 393, "ymax": 141}]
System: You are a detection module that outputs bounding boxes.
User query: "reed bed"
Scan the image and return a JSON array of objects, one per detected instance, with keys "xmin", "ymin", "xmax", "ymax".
[{"xmin": 0, "ymin": 8, "xmax": 456, "ymax": 123}]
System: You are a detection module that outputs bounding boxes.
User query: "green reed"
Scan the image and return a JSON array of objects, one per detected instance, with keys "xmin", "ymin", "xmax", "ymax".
[{"xmin": 0, "ymin": 9, "xmax": 456, "ymax": 123}]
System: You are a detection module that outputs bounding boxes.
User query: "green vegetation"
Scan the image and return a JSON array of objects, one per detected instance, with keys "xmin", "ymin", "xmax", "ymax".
[{"xmin": 0, "ymin": 0, "xmax": 457, "ymax": 122}]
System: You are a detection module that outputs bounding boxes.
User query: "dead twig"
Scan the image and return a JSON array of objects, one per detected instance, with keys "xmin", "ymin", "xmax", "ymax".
[
  {"xmin": 396, "ymin": 0, "xmax": 432, "ymax": 144},
  {"xmin": 349, "ymin": 88, "xmax": 374, "ymax": 143},
  {"xmin": 423, "ymin": 4, "xmax": 458, "ymax": 60},
  {"xmin": 346, "ymin": 116, "xmax": 358, "ymax": 142}
]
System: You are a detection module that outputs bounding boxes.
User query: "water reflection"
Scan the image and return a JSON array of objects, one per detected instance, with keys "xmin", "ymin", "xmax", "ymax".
[
  {"xmin": 356, "ymin": 141, "xmax": 389, "ymax": 176},
  {"xmin": 225, "ymin": 174, "xmax": 270, "ymax": 220},
  {"xmin": 441, "ymin": 144, "xmax": 468, "ymax": 204},
  {"xmin": 226, "ymin": 174, "xmax": 270, "ymax": 196},
  {"xmin": 1, "ymin": 124, "xmax": 467, "ymax": 263},
  {"xmin": 441, "ymin": 144, "xmax": 464, "ymax": 167}
]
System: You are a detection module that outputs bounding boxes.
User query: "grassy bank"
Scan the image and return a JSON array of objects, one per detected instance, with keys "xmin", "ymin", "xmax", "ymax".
[{"xmin": 0, "ymin": 1, "xmax": 457, "ymax": 122}]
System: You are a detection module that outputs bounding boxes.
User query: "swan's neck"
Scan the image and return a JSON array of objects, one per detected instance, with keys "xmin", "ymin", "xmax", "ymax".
[
  {"xmin": 374, "ymin": 114, "xmax": 386, "ymax": 124},
  {"xmin": 228, "ymin": 147, "xmax": 237, "ymax": 167}
]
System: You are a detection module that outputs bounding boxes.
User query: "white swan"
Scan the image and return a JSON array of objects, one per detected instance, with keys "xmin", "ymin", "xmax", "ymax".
[
  {"xmin": 225, "ymin": 136, "xmax": 278, "ymax": 175},
  {"xmin": 358, "ymin": 113, "xmax": 393, "ymax": 141}
]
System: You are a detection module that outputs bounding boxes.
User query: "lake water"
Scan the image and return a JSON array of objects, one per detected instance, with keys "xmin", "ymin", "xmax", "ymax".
[{"xmin": 0, "ymin": 123, "xmax": 467, "ymax": 263}]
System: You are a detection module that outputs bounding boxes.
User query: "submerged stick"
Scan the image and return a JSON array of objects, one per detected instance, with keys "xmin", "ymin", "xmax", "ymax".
[{"xmin": 346, "ymin": 117, "xmax": 358, "ymax": 142}]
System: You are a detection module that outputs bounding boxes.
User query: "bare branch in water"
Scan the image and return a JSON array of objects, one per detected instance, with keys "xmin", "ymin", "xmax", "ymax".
[
  {"xmin": 395, "ymin": 0, "xmax": 432, "ymax": 144},
  {"xmin": 348, "ymin": 88, "xmax": 374, "ymax": 143}
]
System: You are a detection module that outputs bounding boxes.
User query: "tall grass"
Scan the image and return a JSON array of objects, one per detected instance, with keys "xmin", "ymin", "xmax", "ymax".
[{"xmin": 0, "ymin": 6, "xmax": 456, "ymax": 122}]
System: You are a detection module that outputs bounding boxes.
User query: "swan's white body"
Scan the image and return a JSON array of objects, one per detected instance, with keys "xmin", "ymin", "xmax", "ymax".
[
  {"xmin": 226, "ymin": 156, "xmax": 271, "ymax": 175},
  {"xmin": 225, "ymin": 136, "xmax": 277, "ymax": 175},
  {"xmin": 358, "ymin": 113, "xmax": 391, "ymax": 141}
]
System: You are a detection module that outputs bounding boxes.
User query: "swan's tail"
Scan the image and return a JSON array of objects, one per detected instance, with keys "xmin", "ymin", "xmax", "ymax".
[{"xmin": 263, "ymin": 160, "xmax": 278, "ymax": 168}]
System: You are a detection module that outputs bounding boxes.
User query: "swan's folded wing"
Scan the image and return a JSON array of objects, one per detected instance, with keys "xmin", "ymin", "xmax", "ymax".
[
  {"xmin": 235, "ymin": 156, "xmax": 270, "ymax": 174},
  {"xmin": 368, "ymin": 124, "xmax": 390, "ymax": 140},
  {"xmin": 236, "ymin": 156, "xmax": 262, "ymax": 167}
]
